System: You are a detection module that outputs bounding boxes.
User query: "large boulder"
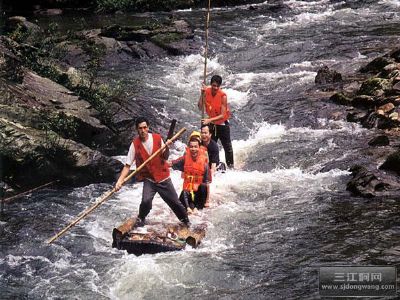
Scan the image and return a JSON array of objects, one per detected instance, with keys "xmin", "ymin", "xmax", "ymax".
[
  {"xmin": 1, "ymin": 70, "xmax": 114, "ymax": 148},
  {"xmin": 0, "ymin": 116, "xmax": 122, "ymax": 188}
]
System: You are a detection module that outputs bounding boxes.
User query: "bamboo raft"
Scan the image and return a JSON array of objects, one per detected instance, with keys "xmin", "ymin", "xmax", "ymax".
[{"xmin": 112, "ymin": 217, "xmax": 207, "ymax": 256}]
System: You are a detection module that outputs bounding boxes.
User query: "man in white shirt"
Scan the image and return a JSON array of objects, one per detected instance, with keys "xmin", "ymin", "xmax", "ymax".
[{"xmin": 115, "ymin": 117, "xmax": 189, "ymax": 227}]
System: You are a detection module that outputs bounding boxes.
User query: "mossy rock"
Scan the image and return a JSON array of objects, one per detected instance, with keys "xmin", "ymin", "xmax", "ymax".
[
  {"xmin": 358, "ymin": 77, "xmax": 392, "ymax": 97},
  {"xmin": 150, "ymin": 32, "xmax": 186, "ymax": 55},
  {"xmin": 330, "ymin": 93, "xmax": 352, "ymax": 105},
  {"xmin": 101, "ymin": 25, "xmax": 153, "ymax": 42}
]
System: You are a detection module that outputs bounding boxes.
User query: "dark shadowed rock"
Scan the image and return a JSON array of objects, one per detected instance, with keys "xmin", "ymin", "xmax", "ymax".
[
  {"xmin": 347, "ymin": 165, "xmax": 389, "ymax": 198},
  {"xmin": 361, "ymin": 112, "xmax": 379, "ymax": 128},
  {"xmin": 368, "ymin": 135, "xmax": 390, "ymax": 146},
  {"xmin": 380, "ymin": 150, "xmax": 400, "ymax": 175},
  {"xmin": 389, "ymin": 48, "xmax": 400, "ymax": 62},
  {"xmin": 346, "ymin": 110, "xmax": 368, "ymax": 123},
  {"xmin": 0, "ymin": 116, "xmax": 123, "ymax": 188},
  {"xmin": 352, "ymin": 95, "xmax": 377, "ymax": 108},
  {"xmin": 393, "ymin": 81, "xmax": 400, "ymax": 94},
  {"xmin": 360, "ymin": 56, "xmax": 393, "ymax": 73},
  {"xmin": 315, "ymin": 66, "xmax": 342, "ymax": 84}
]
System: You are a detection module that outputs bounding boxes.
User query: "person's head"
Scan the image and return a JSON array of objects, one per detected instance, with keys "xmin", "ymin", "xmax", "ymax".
[
  {"xmin": 210, "ymin": 75, "xmax": 222, "ymax": 95},
  {"xmin": 200, "ymin": 124, "xmax": 212, "ymax": 144},
  {"xmin": 188, "ymin": 135, "xmax": 201, "ymax": 159},
  {"xmin": 135, "ymin": 117, "xmax": 149, "ymax": 141}
]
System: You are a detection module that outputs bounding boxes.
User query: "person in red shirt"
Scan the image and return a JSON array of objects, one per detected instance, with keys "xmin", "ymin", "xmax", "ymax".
[
  {"xmin": 198, "ymin": 75, "xmax": 234, "ymax": 168},
  {"xmin": 115, "ymin": 117, "xmax": 189, "ymax": 227}
]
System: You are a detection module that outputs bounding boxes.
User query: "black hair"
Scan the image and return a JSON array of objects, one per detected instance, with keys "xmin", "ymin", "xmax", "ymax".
[
  {"xmin": 210, "ymin": 75, "xmax": 222, "ymax": 86},
  {"xmin": 201, "ymin": 124, "xmax": 213, "ymax": 134},
  {"xmin": 135, "ymin": 116, "xmax": 149, "ymax": 128},
  {"xmin": 189, "ymin": 136, "xmax": 201, "ymax": 146}
]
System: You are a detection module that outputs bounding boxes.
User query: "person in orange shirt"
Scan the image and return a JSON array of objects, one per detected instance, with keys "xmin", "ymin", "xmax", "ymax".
[
  {"xmin": 171, "ymin": 134, "xmax": 210, "ymax": 213},
  {"xmin": 198, "ymin": 75, "xmax": 234, "ymax": 168}
]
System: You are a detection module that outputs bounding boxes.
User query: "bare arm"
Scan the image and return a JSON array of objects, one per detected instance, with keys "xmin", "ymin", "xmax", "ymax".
[
  {"xmin": 210, "ymin": 162, "xmax": 216, "ymax": 177},
  {"xmin": 115, "ymin": 164, "xmax": 131, "ymax": 191}
]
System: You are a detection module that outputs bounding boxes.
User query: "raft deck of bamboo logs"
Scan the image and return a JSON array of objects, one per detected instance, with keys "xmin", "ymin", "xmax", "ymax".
[{"xmin": 112, "ymin": 217, "xmax": 207, "ymax": 256}]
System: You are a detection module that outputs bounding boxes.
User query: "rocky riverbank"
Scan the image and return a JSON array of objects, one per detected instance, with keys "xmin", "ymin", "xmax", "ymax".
[
  {"xmin": 0, "ymin": 14, "xmax": 198, "ymax": 193},
  {"xmin": 315, "ymin": 48, "xmax": 400, "ymax": 198},
  {"xmin": 1, "ymin": 0, "xmax": 268, "ymax": 15}
]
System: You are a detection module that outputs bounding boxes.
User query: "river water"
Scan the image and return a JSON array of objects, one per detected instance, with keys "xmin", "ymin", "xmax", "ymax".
[{"xmin": 2, "ymin": 1, "xmax": 400, "ymax": 299}]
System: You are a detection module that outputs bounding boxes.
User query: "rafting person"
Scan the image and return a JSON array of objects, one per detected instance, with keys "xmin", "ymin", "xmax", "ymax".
[
  {"xmin": 198, "ymin": 74, "xmax": 234, "ymax": 168},
  {"xmin": 170, "ymin": 133, "xmax": 210, "ymax": 213},
  {"xmin": 115, "ymin": 117, "xmax": 190, "ymax": 228},
  {"xmin": 200, "ymin": 124, "xmax": 221, "ymax": 177}
]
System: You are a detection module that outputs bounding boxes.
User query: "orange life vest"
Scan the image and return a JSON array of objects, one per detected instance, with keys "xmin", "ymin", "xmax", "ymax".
[
  {"xmin": 205, "ymin": 87, "xmax": 231, "ymax": 125},
  {"xmin": 182, "ymin": 148, "xmax": 207, "ymax": 192},
  {"xmin": 133, "ymin": 133, "xmax": 170, "ymax": 183}
]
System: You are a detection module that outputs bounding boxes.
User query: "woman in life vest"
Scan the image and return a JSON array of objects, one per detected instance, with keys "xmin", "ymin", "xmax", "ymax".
[
  {"xmin": 198, "ymin": 75, "xmax": 234, "ymax": 168},
  {"xmin": 171, "ymin": 132, "xmax": 210, "ymax": 213}
]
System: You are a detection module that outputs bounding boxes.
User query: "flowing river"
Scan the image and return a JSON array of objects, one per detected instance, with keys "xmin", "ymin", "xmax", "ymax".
[{"xmin": 2, "ymin": 1, "xmax": 400, "ymax": 299}]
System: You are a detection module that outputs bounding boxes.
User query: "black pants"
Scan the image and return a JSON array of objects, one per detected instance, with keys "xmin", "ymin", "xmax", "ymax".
[
  {"xmin": 139, "ymin": 178, "xmax": 189, "ymax": 223},
  {"xmin": 212, "ymin": 123, "xmax": 234, "ymax": 168},
  {"xmin": 179, "ymin": 184, "xmax": 208, "ymax": 210}
]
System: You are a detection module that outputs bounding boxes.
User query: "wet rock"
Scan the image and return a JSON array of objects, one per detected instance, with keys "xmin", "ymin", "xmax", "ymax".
[
  {"xmin": 358, "ymin": 77, "xmax": 392, "ymax": 97},
  {"xmin": 352, "ymin": 95, "xmax": 377, "ymax": 108},
  {"xmin": 0, "ymin": 117, "xmax": 123, "ymax": 188},
  {"xmin": 392, "ymin": 82, "xmax": 400, "ymax": 94},
  {"xmin": 389, "ymin": 112, "xmax": 399, "ymax": 120},
  {"xmin": 360, "ymin": 56, "xmax": 393, "ymax": 74},
  {"xmin": 315, "ymin": 66, "xmax": 342, "ymax": 84},
  {"xmin": 342, "ymin": 81, "xmax": 361, "ymax": 95},
  {"xmin": 101, "ymin": 25, "xmax": 152, "ymax": 42},
  {"xmin": 361, "ymin": 112, "xmax": 379, "ymax": 128},
  {"xmin": 33, "ymin": 8, "xmax": 63, "ymax": 15},
  {"xmin": 330, "ymin": 92, "xmax": 352, "ymax": 105},
  {"xmin": 380, "ymin": 63, "xmax": 400, "ymax": 78},
  {"xmin": 347, "ymin": 165, "xmax": 388, "ymax": 198},
  {"xmin": 346, "ymin": 110, "xmax": 368, "ymax": 123},
  {"xmin": 65, "ymin": 19, "xmax": 197, "ymax": 68},
  {"xmin": 377, "ymin": 103, "xmax": 395, "ymax": 115},
  {"xmin": 368, "ymin": 135, "xmax": 390, "ymax": 146},
  {"xmin": 389, "ymin": 48, "xmax": 400, "ymax": 62},
  {"xmin": 380, "ymin": 150, "xmax": 400, "ymax": 175}
]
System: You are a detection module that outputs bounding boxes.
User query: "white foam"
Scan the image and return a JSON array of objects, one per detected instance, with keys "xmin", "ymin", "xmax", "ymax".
[
  {"xmin": 232, "ymin": 122, "xmax": 286, "ymax": 166},
  {"xmin": 379, "ymin": 0, "xmax": 400, "ymax": 7}
]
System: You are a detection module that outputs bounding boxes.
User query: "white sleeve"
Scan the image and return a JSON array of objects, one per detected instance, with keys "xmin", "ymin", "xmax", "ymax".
[{"xmin": 125, "ymin": 143, "xmax": 135, "ymax": 166}]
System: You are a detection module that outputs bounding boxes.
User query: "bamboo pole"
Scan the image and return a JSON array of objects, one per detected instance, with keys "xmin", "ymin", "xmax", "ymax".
[
  {"xmin": 46, "ymin": 127, "xmax": 187, "ymax": 244},
  {"xmin": 4, "ymin": 180, "xmax": 59, "ymax": 204},
  {"xmin": 201, "ymin": 0, "xmax": 212, "ymax": 120}
]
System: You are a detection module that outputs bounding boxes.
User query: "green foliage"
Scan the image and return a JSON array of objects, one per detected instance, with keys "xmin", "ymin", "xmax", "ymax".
[
  {"xmin": 96, "ymin": 0, "xmax": 133, "ymax": 11},
  {"xmin": 358, "ymin": 77, "xmax": 392, "ymax": 96},
  {"xmin": 7, "ymin": 24, "xmax": 30, "ymax": 43},
  {"xmin": 5, "ymin": 21, "xmax": 122, "ymax": 126}
]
